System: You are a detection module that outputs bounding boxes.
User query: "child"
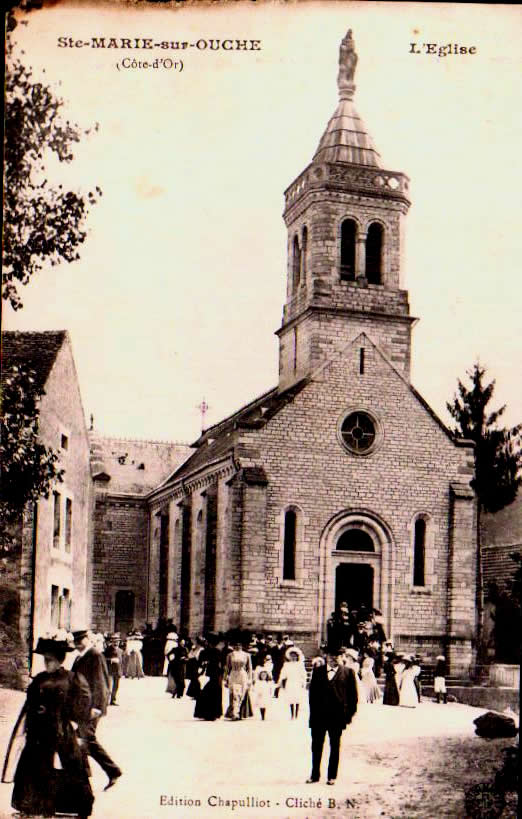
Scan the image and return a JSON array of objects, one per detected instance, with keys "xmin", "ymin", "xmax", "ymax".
[
  {"xmin": 434, "ymin": 655, "xmax": 447, "ymax": 703},
  {"xmin": 253, "ymin": 667, "xmax": 274, "ymax": 720}
]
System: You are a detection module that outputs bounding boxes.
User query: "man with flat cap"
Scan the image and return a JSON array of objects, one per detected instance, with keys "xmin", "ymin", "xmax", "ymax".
[
  {"xmin": 72, "ymin": 629, "xmax": 122, "ymax": 790},
  {"xmin": 307, "ymin": 646, "xmax": 358, "ymax": 785}
]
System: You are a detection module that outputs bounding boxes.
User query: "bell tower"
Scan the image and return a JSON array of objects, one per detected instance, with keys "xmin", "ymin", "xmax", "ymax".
[{"xmin": 277, "ymin": 29, "xmax": 415, "ymax": 392}]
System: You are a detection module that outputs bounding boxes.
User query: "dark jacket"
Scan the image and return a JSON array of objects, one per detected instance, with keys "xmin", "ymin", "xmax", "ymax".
[
  {"xmin": 104, "ymin": 645, "xmax": 123, "ymax": 678},
  {"xmin": 309, "ymin": 662, "xmax": 358, "ymax": 731},
  {"xmin": 73, "ymin": 648, "xmax": 110, "ymax": 715}
]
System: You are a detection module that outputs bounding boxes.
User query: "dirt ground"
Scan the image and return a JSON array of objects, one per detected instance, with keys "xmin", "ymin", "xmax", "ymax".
[
  {"xmin": 349, "ymin": 734, "xmax": 518, "ymax": 818},
  {"xmin": 0, "ymin": 684, "xmax": 518, "ymax": 819}
]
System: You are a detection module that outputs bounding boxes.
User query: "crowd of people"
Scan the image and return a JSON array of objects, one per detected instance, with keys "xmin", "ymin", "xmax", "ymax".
[{"xmin": 2, "ymin": 609, "xmax": 449, "ymax": 816}]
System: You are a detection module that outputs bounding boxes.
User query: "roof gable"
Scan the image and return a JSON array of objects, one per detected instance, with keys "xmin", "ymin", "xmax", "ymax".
[{"xmin": 1, "ymin": 330, "xmax": 67, "ymax": 390}]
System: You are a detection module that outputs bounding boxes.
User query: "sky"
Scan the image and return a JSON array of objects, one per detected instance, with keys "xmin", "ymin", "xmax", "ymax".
[{"xmin": 4, "ymin": 1, "xmax": 522, "ymax": 444}]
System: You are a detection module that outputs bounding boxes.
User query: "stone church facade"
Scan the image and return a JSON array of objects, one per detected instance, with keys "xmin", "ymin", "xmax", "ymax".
[{"xmin": 139, "ymin": 31, "xmax": 478, "ymax": 675}]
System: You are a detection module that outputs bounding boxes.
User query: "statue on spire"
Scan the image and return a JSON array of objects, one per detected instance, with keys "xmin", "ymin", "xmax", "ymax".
[{"xmin": 337, "ymin": 29, "xmax": 358, "ymax": 100}]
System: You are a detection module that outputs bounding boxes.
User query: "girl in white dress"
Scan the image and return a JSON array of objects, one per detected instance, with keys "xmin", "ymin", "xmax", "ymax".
[
  {"xmin": 399, "ymin": 656, "xmax": 420, "ymax": 708},
  {"xmin": 253, "ymin": 667, "xmax": 274, "ymax": 720},
  {"xmin": 278, "ymin": 647, "xmax": 307, "ymax": 719},
  {"xmin": 360, "ymin": 655, "xmax": 382, "ymax": 703}
]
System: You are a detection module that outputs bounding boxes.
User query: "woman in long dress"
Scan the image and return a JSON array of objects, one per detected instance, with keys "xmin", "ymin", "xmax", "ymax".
[
  {"xmin": 382, "ymin": 653, "xmax": 400, "ymax": 706},
  {"xmin": 360, "ymin": 655, "xmax": 382, "ymax": 703},
  {"xmin": 194, "ymin": 635, "xmax": 223, "ymax": 721},
  {"xmin": 2, "ymin": 633, "xmax": 94, "ymax": 819},
  {"xmin": 185, "ymin": 639, "xmax": 205, "ymax": 699},
  {"xmin": 399, "ymin": 656, "xmax": 420, "ymax": 708},
  {"xmin": 162, "ymin": 630, "xmax": 179, "ymax": 676},
  {"xmin": 278, "ymin": 647, "xmax": 307, "ymax": 719},
  {"xmin": 125, "ymin": 631, "xmax": 145, "ymax": 679},
  {"xmin": 223, "ymin": 641, "xmax": 253, "ymax": 720}
]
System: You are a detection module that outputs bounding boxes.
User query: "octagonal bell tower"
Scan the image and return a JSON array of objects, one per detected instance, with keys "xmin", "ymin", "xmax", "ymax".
[{"xmin": 277, "ymin": 29, "xmax": 415, "ymax": 392}]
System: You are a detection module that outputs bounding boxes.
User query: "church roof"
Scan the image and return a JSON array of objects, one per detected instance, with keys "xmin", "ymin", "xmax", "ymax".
[
  {"xmin": 156, "ymin": 378, "xmax": 310, "ymax": 491},
  {"xmin": 312, "ymin": 97, "xmax": 382, "ymax": 167},
  {"xmin": 1, "ymin": 330, "xmax": 67, "ymax": 389}
]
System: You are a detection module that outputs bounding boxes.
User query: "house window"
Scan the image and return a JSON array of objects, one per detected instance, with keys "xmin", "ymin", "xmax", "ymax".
[
  {"xmin": 365, "ymin": 222, "xmax": 383, "ymax": 284},
  {"xmin": 53, "ymin": 491, "xmax": 61, "ymax": 548},
  {"xmin": 283, "ymin": 508, "xmax": 297, "ymax": 580},
  {"xmin": 51, "ymin": 585, "xmax": 59, "ymax": 627},
  {"xmin": 340, "ymin": 219, "xmax": 357, "ymax": 280},
  {"xmin": 413, "ymin": 518, "xmax": 426, "ymax": 587},
  {"xmin": 65, "ymin": 498, "xmax": 72, "ymax": 553},
  {"xmin": 61, "ymin": 433, "xmax": 69, "ymax": 451}
]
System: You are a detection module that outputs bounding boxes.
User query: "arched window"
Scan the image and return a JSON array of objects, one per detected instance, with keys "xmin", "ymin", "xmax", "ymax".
[
  {"xmin": 336, "ymin": 528, "xmax": 374, "ymax": 552},
  {"xmin": 292, "ymin": 236, "xmax": 301, "ymax": 291},
  {"xmin": 340, "ymin": 219, "xmax": 356, "ymax": 281},
  {"xmin": 283, "ymin": 508, "xmax": 297, "ymax": 580},
  {"xmin": 301, "ymin": 226, "xmax": 308, "ymax": 280},
  {"xmin": 413, "ymin": 518, "xmax": 426, "ymax": 587},
  {"xmin": 365, "ymin": 222, "xmax": 383, "ymax": 284}
]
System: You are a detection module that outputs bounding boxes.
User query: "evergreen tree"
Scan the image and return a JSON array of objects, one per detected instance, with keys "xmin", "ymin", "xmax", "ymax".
[{"xmin": 447, "ymin": 363, "xmax": 521, "ymax": 662}]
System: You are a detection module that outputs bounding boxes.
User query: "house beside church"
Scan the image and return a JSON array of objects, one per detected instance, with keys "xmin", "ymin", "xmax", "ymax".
[{"xmin": 1, "ymin": 331, "xmax": 93, "ymax": 679}]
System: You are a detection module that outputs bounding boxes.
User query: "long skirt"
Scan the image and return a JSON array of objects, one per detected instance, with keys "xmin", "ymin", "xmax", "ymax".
[
  {"xmin": 361, "ymin": 670, "xmax": 382, "ymax": 703},
  {"xmin": 383, "ymin": 675, "xmax": 400, "ymax": 706},
  {"xmin": 12, "ymin": 740, "xmax": 93, "ymax": 817},
  {"xmin": 194, "ymin": 678, "xmax": 223, "ymax": 721},
  {"xmin": 126, "ymin": 650, "xmax": 144, "ymax": 679},
  {"xmin": 225, "ymin": 682, "xmax": 248, "ymax": 719}
]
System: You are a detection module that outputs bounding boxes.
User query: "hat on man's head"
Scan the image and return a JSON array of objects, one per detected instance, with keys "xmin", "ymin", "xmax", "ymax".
[{"xmin": 72, "ymin": 629, "xmax": 89, "ymax": 641}]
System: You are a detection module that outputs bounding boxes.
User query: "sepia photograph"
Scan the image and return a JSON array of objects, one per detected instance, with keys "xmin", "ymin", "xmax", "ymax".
[{"xmin": 1, "ymin": 1, "xmax": 520, "ymax": 817}]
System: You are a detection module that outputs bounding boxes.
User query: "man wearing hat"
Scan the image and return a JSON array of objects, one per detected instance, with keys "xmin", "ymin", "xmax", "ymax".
[
  {"xmin": 72, "ymin": 629, "xmax": 122, "ymax": 790},
  {"xmin": 307, "ymin": 646, "xmax": 358, "ymax": 785},
  {"xmin": 104, "ymin": 633, "xmax": 123, "ymax": 706}
]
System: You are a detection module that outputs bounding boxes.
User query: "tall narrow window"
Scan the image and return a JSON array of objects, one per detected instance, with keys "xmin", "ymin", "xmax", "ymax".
[
  {"xmin": 292, "ymin": 235, "xmax": 301, "ymax": 291},
  {"xmin": 65, "ymin": 498, "xmax": 72, "ymax": 553},
  {"xmin": 51, "ymin": 585, "xmax": 59, "ymax": 627},
  {"xmin": 301, "ymin": 225, "xmax": 308, "ymax": 280},
  {"xmin": 365, "ymin": 222, "xmax": 383, "ymax": 284},
  {"xmin": 340, "ymin": 219, "xmax": 356, "ymax": 280},
  {"xmin": 413, "ymin": 518, "xmax": 426, "ymax": 587},
  {"xmin": 53, "ymin": 491, "xmax": 61, "ymax": 548},
  {"xmin": 283, "ymin": 509, "xmax": 297, "ymax": 580}
]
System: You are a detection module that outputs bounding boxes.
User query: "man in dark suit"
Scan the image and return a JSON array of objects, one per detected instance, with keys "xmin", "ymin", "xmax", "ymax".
[
  {"xmin": 307, "ymin": 647, "xmax": 358, "ymax": 785},
  {"xmin": 73, "ymin": 629, "xmax": 122, "ymax": 790}
]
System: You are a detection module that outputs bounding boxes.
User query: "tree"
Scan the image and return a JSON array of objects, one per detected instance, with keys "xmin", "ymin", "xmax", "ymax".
[
  {"xmin": 0, "ymin": 364, "xmax": 64, "ymax": 564},
  {"xmin": 3, "ymin": 9, "xmax": 101, "ymax": 311},
  {"xmin": 447, "ymin": 362, "xmax": 522, "ymax": 662}
]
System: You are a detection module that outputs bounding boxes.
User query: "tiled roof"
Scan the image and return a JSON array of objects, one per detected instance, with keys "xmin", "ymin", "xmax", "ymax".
[
  {"xmin": 1, "ymin": 330, "xmax": 67, "ymax": 389},
  {"xmin": 313, "ymin": 98, "xmax": 382, "ymax": 167}
]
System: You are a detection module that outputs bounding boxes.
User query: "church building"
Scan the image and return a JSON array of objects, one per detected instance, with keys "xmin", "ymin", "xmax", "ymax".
[{"xmin": 139, "ymin": 30, "xmax": 478, "ymax": 675}]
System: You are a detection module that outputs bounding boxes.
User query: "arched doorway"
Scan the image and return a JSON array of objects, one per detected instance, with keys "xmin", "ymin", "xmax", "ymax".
[{"xmin": 318, "ymin": 510, "xmax": 394, "ymax": 642}]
